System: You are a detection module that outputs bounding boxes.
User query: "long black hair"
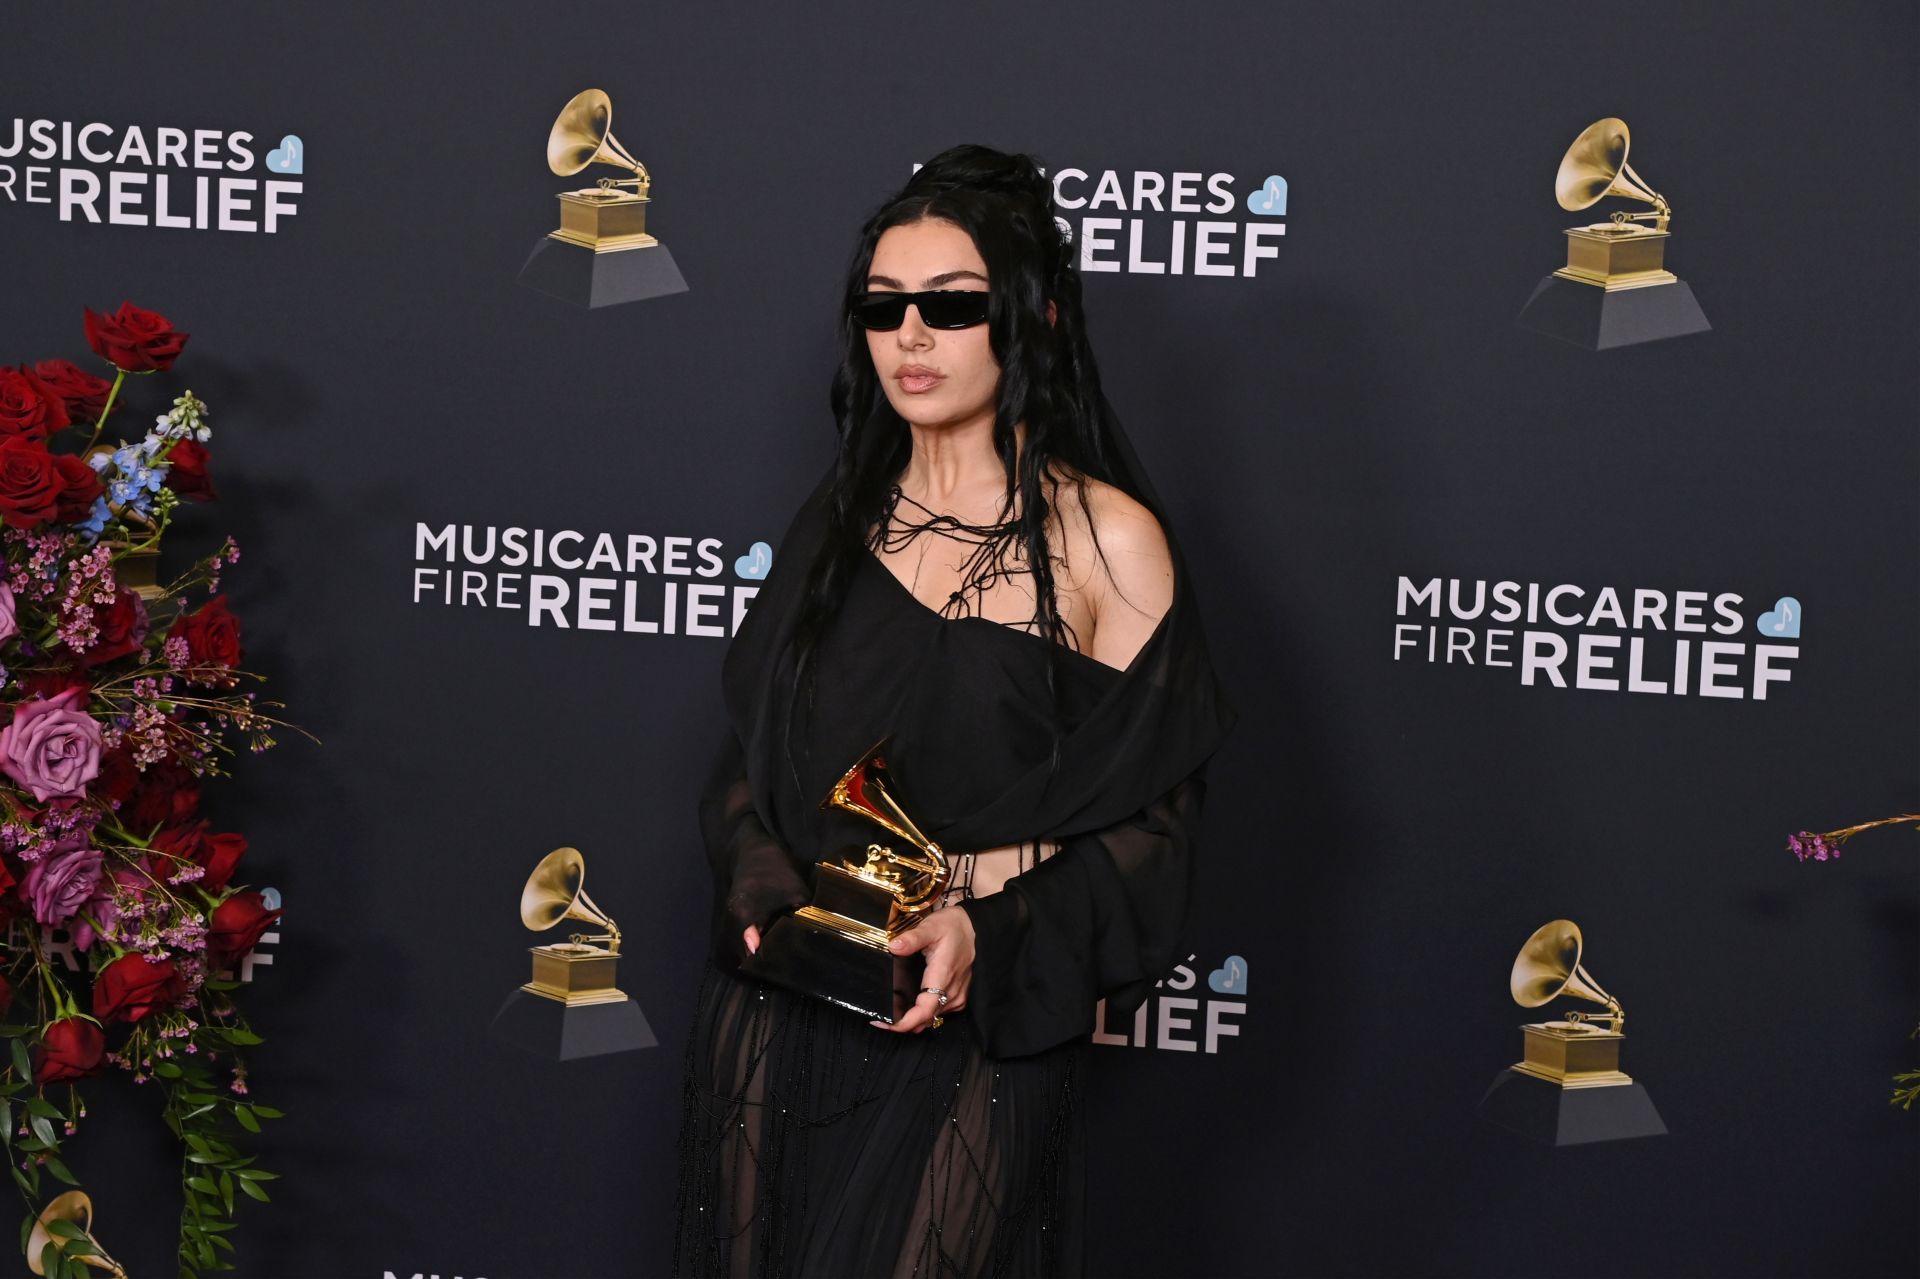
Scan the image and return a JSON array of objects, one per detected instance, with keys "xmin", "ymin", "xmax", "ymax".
[{"xmin": 784, "ymin": 143, "xmax": 1132, "ymax": 785}]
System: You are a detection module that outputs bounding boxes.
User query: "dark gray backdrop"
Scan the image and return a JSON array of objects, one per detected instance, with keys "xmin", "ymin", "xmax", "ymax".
[{"xmin": 6, "ymin": 3, "xmax": 1915, "ymax": 1276}]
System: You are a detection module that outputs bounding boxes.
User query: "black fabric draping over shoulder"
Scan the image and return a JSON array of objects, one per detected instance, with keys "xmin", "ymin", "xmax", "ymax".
[{"xmin": 674, "ymin": 410, "xmax": 1235, "ymax": 1277}]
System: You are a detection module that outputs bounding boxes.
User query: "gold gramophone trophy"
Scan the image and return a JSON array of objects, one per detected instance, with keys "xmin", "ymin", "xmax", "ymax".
[
  {"xmin": 739, "ymin": 737, "xmax": 951, "ymax": 1023},
  {"xmin": 490, "ymin": 846, "xmax": 657, "ymax": 1059},
  {"xmin": 1477, "ymin": 919, "xmax": 1667, "ymax": 1145},
  {"xmin": 1508, "ymin": 917, "xmax": 1633, "ymax": 1087},
  {"xmin": 26, "ymin": 1191, "xmax": 126, "ymax": 1278},
  {"xmin": 1518, "ymin": 116, "xmax": 1710, "ymax": 348},
  {"xmin": 515, "ymin": 87, "xmax": 689, "ymax": 307},
  {"xmin": 545, "ymin": 87, "xmax": 656, "ymax": 253},
  {"xmin": 518, "ymin": 846, "xmax": 626, "ymax": 1006}
]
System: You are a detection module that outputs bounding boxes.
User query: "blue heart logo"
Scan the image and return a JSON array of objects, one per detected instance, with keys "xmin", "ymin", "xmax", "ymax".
[
  {"xmin": 734, "ymin": 541, "xmax": 772, "ymax": 580},
  {"xmin": 266, "ymin": 134, "xmax": 304, "ymax": 175},
  {"xmin": 1245, "ymin": 175, "xmax": 1287, "ymax": 216},
  {"xmin": 1207, "ymin": 954, "xmax": 1248, "ymax": 995},
  {"xmin": 1756, "ymin": 596, "xmax": 1801, "ymax": 639}
]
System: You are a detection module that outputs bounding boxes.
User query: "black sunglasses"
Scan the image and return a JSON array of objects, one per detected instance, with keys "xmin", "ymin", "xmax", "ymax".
[{"xmin": 849, "ymin": 289, "xmax": 991, "ymax": 331}]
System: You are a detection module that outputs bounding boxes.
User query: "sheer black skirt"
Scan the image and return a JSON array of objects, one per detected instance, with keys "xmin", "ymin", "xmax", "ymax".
[{"xmin": 672, "ymin": 962, "xmax": 1086, "ymax": 1278}]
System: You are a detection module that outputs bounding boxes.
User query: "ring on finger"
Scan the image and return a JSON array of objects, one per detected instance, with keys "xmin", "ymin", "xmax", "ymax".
[{"xmin": 919, "ymin": 986, "xmax": 950, "ymax": 1006}]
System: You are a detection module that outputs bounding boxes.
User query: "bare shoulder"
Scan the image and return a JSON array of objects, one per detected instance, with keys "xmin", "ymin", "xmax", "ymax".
[{"xmin": 1043, "ymin": 467, "xmax": 1174, "ymax": 664}]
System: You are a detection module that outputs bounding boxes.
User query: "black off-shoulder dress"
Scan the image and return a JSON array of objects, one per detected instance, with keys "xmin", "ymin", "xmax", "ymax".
[{"xmin": 673, "ymin": 468, "xmax": 1232, "ymax": 1278}]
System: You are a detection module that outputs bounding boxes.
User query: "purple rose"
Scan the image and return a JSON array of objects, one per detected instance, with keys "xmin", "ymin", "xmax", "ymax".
[
  {"xmin": 0, "ymin": 579, "xmax": 16, "ymax": 644},
  {"xmin": 23, "ymin": 837, "xmax": 103, "ymax": 928},
  {"xmin": 0, "ymin": 686, "xmax": 102, "ymax": 801}
]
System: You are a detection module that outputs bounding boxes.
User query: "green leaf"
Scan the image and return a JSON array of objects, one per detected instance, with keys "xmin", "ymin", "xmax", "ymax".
[
  {"xmin": 185, "ymin": 1134, "xmax": 214, "ymax": 1155},
  {"xmin": 38, "ymin": 1241, "xmax": 60, "ymax": 1277},
  {"xmin": 236, "ymin": 1178, "xmax": 270, "ymax": 1203},
  {"xmin": 10, "ymin": 1038, "xmax": 31, "ymax": 1077},
  {"xmin": 47, "ymin": 1219, "xmax": 85, "ymax": 1240},
  {"xmin": 21, "ymin": 1095, "xmax": 61, "ymax": 1120},
  {"xmin": 223, "ymin": 1028, "xmax": 263, "ymax": 1046},
  {"xmin": 43, "ymin": 1156, "xmax": 77, "ymax": 1186},
  {"xmin": 232, "ymin": 1106, "xmax": 260, "ymax": 1133},
  {"xmin": 246, "ymin": 1104, "xmax": 284, "ymax": 1119},
  {"xmin": 13, "ymin": 1138, "xmax": 46, "ymax": 1153},
  {"xmin": 187, "ymin": 1176, "xmax": 218, "ymax": 1194},
  {"xmin": 209, "ymin": 1233, "xmax": 235, "ymax": 1253},
  {"xmin": 219, "ymin": 1170, "xmax": 234, "ymax": 1216},
  {"xmin": 153, "ymin": 1060, "xmax": 184, "ymax": 1078},
  {"xmin": 231, "ymin": 1168, "xmax": 279, "ymax": 1180},
  {"xmin": 29, "ymin": 1114, "xmax": 55, "ymax": 1147},
  {"xmin": 201, "ymin": 979, "xmax": 240, "ymax": 991}
]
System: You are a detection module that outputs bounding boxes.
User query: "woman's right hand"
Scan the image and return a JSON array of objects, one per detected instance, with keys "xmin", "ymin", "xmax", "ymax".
[{"xmin": 743, "ymin": 924, "xmax": 761, "ymax": 955}]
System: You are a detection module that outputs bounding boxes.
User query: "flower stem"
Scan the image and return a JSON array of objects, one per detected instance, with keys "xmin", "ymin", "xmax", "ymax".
[{"xmin": 83, "ymin": 368, "xmax": 127, "ymax": 456}]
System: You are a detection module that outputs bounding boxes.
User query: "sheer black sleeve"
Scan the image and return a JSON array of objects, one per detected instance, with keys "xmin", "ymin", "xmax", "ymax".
[
  {"xmin": 699, "ymin": 727, "xmax": 813, "ymax": 974},
  {"xmin": 956, "ymin": 766, "xmax": 1209, "ymax": 1059}
]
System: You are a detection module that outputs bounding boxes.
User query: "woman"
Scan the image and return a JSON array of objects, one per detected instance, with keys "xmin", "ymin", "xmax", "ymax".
[{"xmin": 673, "ymin": 143, "xmax": 1233, "ymax": 1278}]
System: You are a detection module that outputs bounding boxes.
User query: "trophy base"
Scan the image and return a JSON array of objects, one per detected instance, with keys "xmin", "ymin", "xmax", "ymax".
[
  {"xmin": 516, "ymin": 234, "xmax": 689, "ymax": 309},
  {"xmin": 1517, "ymin": 272, "xmax": 1711, "ymax": 350},
  {"xmin": 1475, "ymin": 1067, "xmax": 1667, "ymax": 1146},
  {"xmin": 488, "ymin": 986, "xmax": 657, "ymax": 1061},
  {"xmin": 739, "ymin": 910, "xmax": 927, "ymax": 1023}
]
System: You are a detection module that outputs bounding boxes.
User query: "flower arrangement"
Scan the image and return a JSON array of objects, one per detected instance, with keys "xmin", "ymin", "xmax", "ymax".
[
  {"xmin": 1786, "ymin": 813, "xmax": 1920, "ymax": 1110},
  {"xmin": 0, "ymin": 303, "xmax": 309, "ymax": 1278}
]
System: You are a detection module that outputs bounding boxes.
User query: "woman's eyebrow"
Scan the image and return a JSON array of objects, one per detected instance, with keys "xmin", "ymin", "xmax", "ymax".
[{"xmin": 864, "ymin": 269, "xmax": 990, "ymax": 288}]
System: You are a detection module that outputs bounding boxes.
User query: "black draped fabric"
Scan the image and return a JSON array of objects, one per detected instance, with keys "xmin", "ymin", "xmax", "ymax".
[{"xmin": 673, "ymin": 430, "xmax": 1234, "ymax": 1277}]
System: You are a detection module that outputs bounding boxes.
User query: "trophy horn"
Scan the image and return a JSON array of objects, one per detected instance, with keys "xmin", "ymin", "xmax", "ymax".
[
  {"xmin": 520, "ymin": 847, "xmax": 622, "ymax": 952},
  {"xmin": 26, "ymin": 1191, "xmax": 127, "ymax": 1278},
  {"xmin": 546, "ymin": 88, "xmax": 649, "ymax": 185},
  {"xmin": 823, "ymin": 738, "xmax": 949, "ymax": 906},
  {"xmin": 1509, "ymin": 918, "xmax": 1624, "ymax": 1029},
  {"xmin": 1554, "ymin": 117, "xmax": 1670, "ymax": 226}
]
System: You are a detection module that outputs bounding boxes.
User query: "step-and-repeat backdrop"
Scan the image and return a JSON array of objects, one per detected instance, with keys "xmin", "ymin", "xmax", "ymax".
[{"xmin": 5, "ymin": 4, "xmax": 1914, "ymax": 1276}]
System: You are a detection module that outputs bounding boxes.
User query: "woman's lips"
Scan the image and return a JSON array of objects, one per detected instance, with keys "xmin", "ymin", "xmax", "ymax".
[{"xmin": 895, "ymin": 368, "xmax": 944, "ymax": 394}]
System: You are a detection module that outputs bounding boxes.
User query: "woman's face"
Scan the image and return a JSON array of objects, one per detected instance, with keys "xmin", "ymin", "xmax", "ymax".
[{"xmin": 864, "ymin": 217, "xmax": 1000, "ymax": 432}]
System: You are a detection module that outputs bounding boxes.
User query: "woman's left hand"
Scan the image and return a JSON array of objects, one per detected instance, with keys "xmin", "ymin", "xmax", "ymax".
[{"xmin": 872, "ymin": 906, "xmax": 975, "ymax": 1034}]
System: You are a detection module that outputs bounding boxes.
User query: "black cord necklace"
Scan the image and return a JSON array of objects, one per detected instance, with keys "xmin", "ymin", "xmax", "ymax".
[{"xmin": 871, "ymin": 484, "xmax": 1028, "ymax": 621}]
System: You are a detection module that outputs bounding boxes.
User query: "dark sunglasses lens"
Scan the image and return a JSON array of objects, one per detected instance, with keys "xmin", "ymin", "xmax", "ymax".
[
  {"xmin": 851, "ymin": 293, "xmax": 910, "ymax": 329},
  {"xmin": 916, "ymin": 291, "xmax": 990, "ymax": 328}
]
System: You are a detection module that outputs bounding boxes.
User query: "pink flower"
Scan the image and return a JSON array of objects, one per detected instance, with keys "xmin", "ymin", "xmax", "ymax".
[
  {"xmin": 0, "ymin": 686, "xmax": 103, "ymax": 801},
  {"xmin": 22, "ymin": 836, "xmax": 102, "ymax": 927},
  {"xmin": 0, "ymin": 579, "xmax": 16, "ymax": 644}
]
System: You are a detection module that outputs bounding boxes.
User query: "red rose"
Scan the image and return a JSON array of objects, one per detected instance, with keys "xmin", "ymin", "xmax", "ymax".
[
  {"xmin": 168, "ymin": 593, "xmax": 242, "ymax": 672},
  {"xmin": 92, "ymin": 952, "xmax": 187, "ymax": 1024},
  {"xmin": 0, "ymin": 436, "xmax": 66, "ymax": 530},
  {"xmin": 208, "ymin": 891, "xmax": 280, "ymax": 965},
  {"xmin": 32, "ymin": 1016, "xmax": 106, "ymax": 1084},
  {"xmin": 0, "ymin": 367, "xmax": 71, "ymax": 441},
  {"xmin": 125, "ymin": 758, "xmax": 200, "ymax": 832},
  {"xmin": 52, "ymin": 453, "xmax": 103, "ymax": 526},
  {"xmin": 92, "ymin": 745, "xmax": 139, "ymax": 808},
  {"xmin": 149, "ymin": 819, "xmax": 248, "ymax": 894},
  {"xmin": 162, "ymin": 438, "xmax": 216, "ymax": 502},
  {"xmin": 83, "ymin": 302, "xmax": 189, "ymax": 373},
  {"xmin": 30, "ymin": 359, "xmax": 115, "ymax": 422},
  {"xmin": 75, "ymin": 584, "xmax": 148, "ymax": 668},
  {"xmin": 17, "ymin": 668, "xmax": 92, "ymax": 701}
]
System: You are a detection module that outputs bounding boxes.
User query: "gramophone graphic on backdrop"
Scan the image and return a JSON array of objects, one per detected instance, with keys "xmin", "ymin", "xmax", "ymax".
[
  {"xmin": 488, "ymin": 846, "xmax": 657, "ymax": 1060},
  {"xmin": 515, "ymin": 87, "xmax": 690, "ymax": 308},
  {"xmin": 1476, "ymin": 918, "xmax": 1668, "ymax": 1146},
  {"xmin": 1517, "ymin": 117, "xmax": 1711, "ymax": 350}
]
